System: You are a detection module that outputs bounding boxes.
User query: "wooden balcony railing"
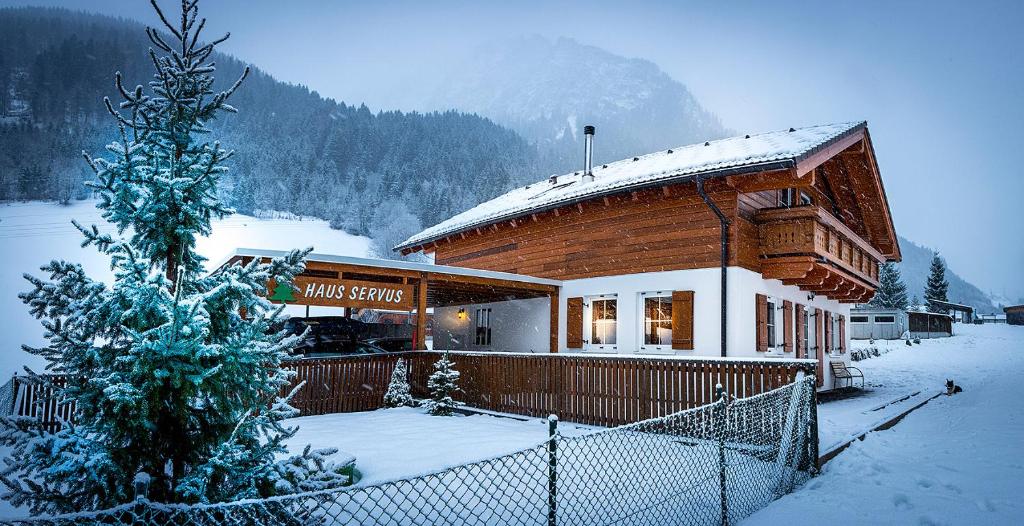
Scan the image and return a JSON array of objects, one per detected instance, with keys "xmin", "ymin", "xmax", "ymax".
[{"xmin": 756, "ymin": 206, "xmax": 883, "ymax": 302}]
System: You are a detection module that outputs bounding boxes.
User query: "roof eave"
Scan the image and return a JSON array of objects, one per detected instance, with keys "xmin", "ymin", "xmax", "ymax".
[{"xmin": 395, "ymin": 158, "xmax": 798, "ymax": 253}]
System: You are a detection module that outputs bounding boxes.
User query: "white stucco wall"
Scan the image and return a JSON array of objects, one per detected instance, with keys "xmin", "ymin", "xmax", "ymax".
[
  {"xmin": 434, "ymin": 297, "xmax": 550, "ymax": 353},
  {"xmin": 556, "ymin": 266, "xmax": 852, "ymax": 389}
]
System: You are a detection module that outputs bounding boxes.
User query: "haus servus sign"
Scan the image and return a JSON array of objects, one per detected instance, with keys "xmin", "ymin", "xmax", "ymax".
[{"xmin": 268, "ymin": 276, "xmax": 415, "ymax": 310}]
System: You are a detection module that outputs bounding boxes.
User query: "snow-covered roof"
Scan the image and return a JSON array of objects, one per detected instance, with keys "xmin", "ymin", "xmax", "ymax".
[
  {"xmin": 217, "ymin": 248, "xmax": 562, "ymax": 287},
  {"xmin": 397, "ymin": 121, "xmax": 867, "ymax": 251}
]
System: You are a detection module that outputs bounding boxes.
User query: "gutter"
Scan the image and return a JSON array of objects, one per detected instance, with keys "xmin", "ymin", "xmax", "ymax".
[{"xmin": 696, "ymin": 174, "xmax": 731, "ymax": 358}]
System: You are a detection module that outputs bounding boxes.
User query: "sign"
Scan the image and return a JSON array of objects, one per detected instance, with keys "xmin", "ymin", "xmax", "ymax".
[{"xmin": 268, "ymin": 277, "xmax": 415, "ymax": 310}]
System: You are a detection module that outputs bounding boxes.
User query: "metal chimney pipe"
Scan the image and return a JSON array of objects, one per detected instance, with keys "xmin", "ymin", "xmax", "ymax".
[{"xmin": 582, "ymin": 125, "xmax": 595, "ymax": 183}]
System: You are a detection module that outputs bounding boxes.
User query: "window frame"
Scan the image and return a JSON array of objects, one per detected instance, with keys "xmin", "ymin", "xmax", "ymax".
[
  {"xmin": 474, "ymin": 307, "xmax": 492, "ymax": 346},
  {"xmin": 638, "ymin": 291, "xmax": 674, "ymax": 353},
  {"xmin": 584, "ymin": 294, "xmax": 618, "ymax": 352},
  {"xmin": 766, "ymin": 297, "xmax": 780, "ymax": 352},
  {"xmin": 850, "ymin": 315, "xmax": 870, "ymax": 323},
  {"xmin": 873, "ymin": 315, "xmax": 896, "ymax": 324}
]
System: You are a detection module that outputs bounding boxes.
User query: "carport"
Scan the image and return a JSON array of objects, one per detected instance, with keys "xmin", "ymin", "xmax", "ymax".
[{"xmin": 217, "ymin": 248, "xmax": 562, "ymax": 352}]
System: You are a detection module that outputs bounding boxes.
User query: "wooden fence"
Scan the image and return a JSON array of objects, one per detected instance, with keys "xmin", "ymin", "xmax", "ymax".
[{"xmin": 8, "ymin": 352, "xmax": 816, "ymax": 429}]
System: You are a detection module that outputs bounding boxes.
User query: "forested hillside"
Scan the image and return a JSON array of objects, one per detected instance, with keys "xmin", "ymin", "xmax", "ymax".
[
  {"xmin": 0, "ymin": 7, "xmax": 539, "ymax": 247},
  {"xmin": 896, "ymin": 236, "xmax": 996, "ymax": 313}
]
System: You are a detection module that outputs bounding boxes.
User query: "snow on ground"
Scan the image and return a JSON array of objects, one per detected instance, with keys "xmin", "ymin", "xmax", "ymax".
[
  {"xmin": 743, "ymin": 323, "xmax": 1024, "ymax": 525},
  {"xmin": 0, "ymin": 200, "xmax": 371, "ymax": 378},
  {"xmin": 284, "ymin": 407, "xmax": 594, "ymax": 486}
]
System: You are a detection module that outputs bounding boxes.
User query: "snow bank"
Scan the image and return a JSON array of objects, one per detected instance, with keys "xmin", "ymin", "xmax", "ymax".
[
  {"xmin": 743, "ymin": 324, "xmax": 1024, "ymax": 525},
  {"xmin": 0, "ymin": 201, "xmax": 371, "ymax": 378}
]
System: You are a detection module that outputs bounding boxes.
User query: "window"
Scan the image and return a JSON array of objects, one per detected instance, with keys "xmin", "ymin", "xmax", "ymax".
[
  {"xmin": 641, "ymin": 294, "xmax": 672, "ymax": 349},
  {"xmin": 779, "ymin": 188, "xmax": 795, "ymax": 208},
  {"xmin": 589, "ymin": 297, "xmax": 617, "ymax": 347},
  {"xmin": 850, "ymin": 315, "xmax": 869, "ymax": 323},
  {"xmin": 780, "ymin": 188, "xmax": 812, "ymax": 208},
  {"xmin": 799, "ymin": 190, "xmax": 813, "ymax": 205},
  {"xmin": 831, "ymin": 315, "xmax": 841, "ymax": 354},
  {"xmin": 766, "ymin": 298, "xmax": 778, "ymax": 349},
  {"xmin": 474, "ymin": 308, "xmax": 492, "ymax": 346},
  {"xmin": 874, "ymin": 315, "xmax": 896, "ymax": 324}
]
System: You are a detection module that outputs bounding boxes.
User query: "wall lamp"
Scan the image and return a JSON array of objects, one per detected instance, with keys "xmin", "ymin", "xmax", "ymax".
[
  {"xmin": 457, "ymin": 308, "xmax": 467, "ymax": 320},
  {"xmin": 807, "ymin": 292, "xmax": 816, "ymax": 301}
]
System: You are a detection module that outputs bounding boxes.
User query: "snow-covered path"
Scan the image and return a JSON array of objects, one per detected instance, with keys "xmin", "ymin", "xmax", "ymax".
[{"xmin": 744, "ymin": 324, "xmax": 1024, "ymax": 525}]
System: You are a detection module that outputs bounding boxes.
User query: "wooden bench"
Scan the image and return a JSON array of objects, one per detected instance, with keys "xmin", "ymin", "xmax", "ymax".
[{"xmin": 831, "ymin": 362, "xmax": 864, "ymax": 390}]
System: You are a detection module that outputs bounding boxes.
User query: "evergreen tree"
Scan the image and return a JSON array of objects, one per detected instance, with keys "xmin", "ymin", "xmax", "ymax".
[
  {"xmin": 924, "ymin": 252, "xmax": 950, "ymax": 312},
  {"xmin": 427, "ymin": 353, "xmax": 460, "ymax": 416},
  {"xmin": 0, "ymin": 0, "xmax": 348, "ymax": 513},
  {"xmin": 910, "ymin": 295, "xmax": 921, "ymax": 311},
  {"xmin": 869, "ymin": 262, "xmax": 909, "ymax": 310},
  {"xmin": 383, "ymin": 358, "xmax": 414, "ymax": 408}
]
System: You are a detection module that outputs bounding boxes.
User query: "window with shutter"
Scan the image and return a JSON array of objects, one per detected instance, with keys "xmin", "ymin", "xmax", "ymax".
[
  {"xmin": 567, "ymin": 297, "xmax": 583, "ymax": 349},
  {"xmin": 756, "ymin": 294, "xmax": 768, "ymax": 352},
  {"xmin": 823, "ymin": 310, "xmax": 832, "ymax": 354},
  {"xmin": 671, "ymin": 290, "xmax": 694, "ymax": 350},
  {"xmin": 783, "ymin": 300, "xmax": 793, "ymax": 353}
]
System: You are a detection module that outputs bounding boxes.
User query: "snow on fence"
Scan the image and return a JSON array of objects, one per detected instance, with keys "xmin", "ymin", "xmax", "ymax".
[
  {"xmin": 0, "ymin": 376, "xmax": 819, "ymax": 526},
  {"xmin": 4, "ymin": 352, "xmax": 817, "ymax": 430}
]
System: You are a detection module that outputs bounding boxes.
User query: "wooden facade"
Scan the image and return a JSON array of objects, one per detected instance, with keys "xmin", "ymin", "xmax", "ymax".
[{"xmin": 407, "ymin": 127, "xmax": 898, "ymax": 304}]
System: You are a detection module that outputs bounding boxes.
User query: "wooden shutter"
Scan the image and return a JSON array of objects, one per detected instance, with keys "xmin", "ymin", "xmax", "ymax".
[
  {"xmin": 839, "ymin": 314, "xmax": 847, "ymax": 353},
  {"xmin": 671, "ymin": 291, "xmax": 694, "ymax": 350},
  {"xmin": 823, "ymin": 310, "xmax": 832, "ymax": 353},
  {"xmin": 782, "ymin": 300, "xmax": 794, "ymax": 353},
  {"xmin": 814, "ymin": 308, "xmax": 824, "ymax": 387},
  {"xmin": 567, "ymin": 297, "xmax": 584, "ymax": 349},
  {"xmin": 795, "ymin": 304, "xmax": 806, "ymax": 358},
  {"xmin": 755, "ymin": 294, "xmax": 768, "ymax": 352}
]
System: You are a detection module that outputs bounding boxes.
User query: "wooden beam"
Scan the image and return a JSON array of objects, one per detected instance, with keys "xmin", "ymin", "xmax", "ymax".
[
  {"xmin": 415, "ymin": 273, "xmax": 428, "ymax": 350},
  {"xmin": 795, "ymin": 128, "xmax": 865, "ymax": 177},
  {"xmin": 549, "ymin": 290, "xmax": 559, "ymax": 354}
]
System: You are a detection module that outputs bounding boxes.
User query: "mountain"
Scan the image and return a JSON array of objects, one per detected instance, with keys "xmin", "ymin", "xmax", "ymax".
[
  {"xmin": 0, "ymin": 7, "xmax": 539, "ymax": 251},
  {"xmin": 422, "ymin": 36, "xmax": 728, "ymax": 173},
  {"xmin": 895, "ymin": 236, "xmax": 996, "ymax": 313}
]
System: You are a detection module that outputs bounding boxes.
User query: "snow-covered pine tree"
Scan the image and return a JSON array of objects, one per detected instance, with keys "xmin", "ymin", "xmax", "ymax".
[
  {"xmin": 383, "ymin": 358, "xmax": 414, "ymax": 408},
  {"xmin": 427, "ymin": 353, "xmax": 460, "ymax": 416},
  {"xmin": 869, "ymin": 262, "xmax": 909, "ymax": 310},
  {"xmin": 0, "ymin": 0, "xmax": 349, "ymax": 513},
  {"xmin": 924, "ymin": 252, "xmax": 950, "ymax": 312}
]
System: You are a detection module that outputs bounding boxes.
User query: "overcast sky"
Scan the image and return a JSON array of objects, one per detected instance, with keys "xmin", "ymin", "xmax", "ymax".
[{"xmin": 5, "ymin": 0, "xmax": 1023, "ymax": 300}]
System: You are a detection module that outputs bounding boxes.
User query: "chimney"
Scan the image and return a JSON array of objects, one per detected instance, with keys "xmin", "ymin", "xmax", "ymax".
[{"xmin": 582, "ymin": 125, "xmax": 595, "ymax": 183}]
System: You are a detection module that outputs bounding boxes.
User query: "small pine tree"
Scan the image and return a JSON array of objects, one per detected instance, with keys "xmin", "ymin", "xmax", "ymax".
[
  {"xmin": 869, "ymin": 262, "xmax": 909, "ymax": 310},
  {"xmin": 910, "ymin": 295, "xmax": 921, "ymax": 311},
  {"xmin": 427, "ymin": 353, "xmax": 460, "ymax": 416},
  {"xmin": 383, "ymin": 359, "xmax": 414, "ymax": 408},
  {"xmin": 924, "ymin": 252, "xmax": 950, "ymax": 312}
]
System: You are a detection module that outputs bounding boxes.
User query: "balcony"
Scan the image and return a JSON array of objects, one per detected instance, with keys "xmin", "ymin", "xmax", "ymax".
[{"xmin": 755, "ymin": 206, "xmax": 882, "ymax": 303}]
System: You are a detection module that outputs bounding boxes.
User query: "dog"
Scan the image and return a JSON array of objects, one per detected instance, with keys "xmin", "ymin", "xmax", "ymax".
[{"xmin": 945, "ymin": 379, "xmax": 963, "ymax": 395}]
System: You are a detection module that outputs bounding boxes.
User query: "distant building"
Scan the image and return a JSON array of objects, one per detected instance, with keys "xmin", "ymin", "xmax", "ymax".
[
  {"xmin": 1005, "ymin": 305, "xmax": 1024, "ymax": 326},
  {"xmin": 850, "ymin": 307, "xmax": 953, "ymax": 339},
  {"xmin": 927, "ymin": 299, "xmax": 974, "ymax": 323}
]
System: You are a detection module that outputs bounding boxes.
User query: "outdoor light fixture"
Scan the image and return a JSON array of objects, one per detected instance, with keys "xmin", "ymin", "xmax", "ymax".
[
  {"xmin": 807, "ymin": 292, "xmax": 816, "ymax": 301},
  {"xmin": 457, "ymin": 308, "xmax": 467, "ymax": 320}
]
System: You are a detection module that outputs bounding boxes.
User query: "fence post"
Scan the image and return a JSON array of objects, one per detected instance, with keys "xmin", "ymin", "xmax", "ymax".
[
  {"xmin": 716, "ymin": 383, "xmax": 729, "ymax": 526},
  {"xmin": 547, "ymin": 414, "xmax": 558, "ymax": 526},
  {"xmin": 808, "ymin": 370, "xmax": 820, "ymax": 473}
]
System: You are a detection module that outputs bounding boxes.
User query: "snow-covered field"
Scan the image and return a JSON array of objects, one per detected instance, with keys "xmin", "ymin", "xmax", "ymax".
[
  {"xmin": 744, "ymin": 323, "xmax": 1024, "ymax": 525},
  {"xmin": 285, "ymin": 407, "xmax": 594, "ymax": 486},
  {"xmin": 0, "ymin": 200, "xmax": 371, "ymax": 378}
]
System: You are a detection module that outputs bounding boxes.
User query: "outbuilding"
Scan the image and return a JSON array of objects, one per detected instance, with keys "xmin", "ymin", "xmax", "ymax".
[
  {"xmin": 907, "ymin": 311, "xmax": 953, "ymax": 339},
  {"xmin": 849, "ymin": 308, "xmax": 907, "ymax": 340},
  {"xmin": 1005, "ymin": 305, "xmax": 1024, "ymax": 326}
]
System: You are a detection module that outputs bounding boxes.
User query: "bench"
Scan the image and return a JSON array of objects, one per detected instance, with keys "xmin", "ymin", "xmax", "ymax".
[{"xmin": 830, "ymin": 362, "xmax": 864, "ymax": 390}]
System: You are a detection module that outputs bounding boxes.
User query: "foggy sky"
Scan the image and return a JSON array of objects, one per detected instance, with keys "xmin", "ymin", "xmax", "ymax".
[{"xmin": 4, "ymin": 0, "xmax": 1023, "ymax": 300}]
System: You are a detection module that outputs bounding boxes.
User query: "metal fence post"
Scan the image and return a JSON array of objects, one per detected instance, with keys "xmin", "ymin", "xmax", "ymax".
[
  {"xmin": 716, "ymin": 383, "xmax": 729, "ymax": 526},
  {"xmin": 808, "ymin": 374, "xmax": 821, "ymax": 474},
  {"xmin": 548, "ymin": 414, "xmax": 558, "ymax": 526}
]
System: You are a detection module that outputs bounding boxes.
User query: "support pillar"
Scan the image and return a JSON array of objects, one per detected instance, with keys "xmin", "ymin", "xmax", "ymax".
[
  {"xmin": 549, "ymin": 290, "xmax": 559, "ymax": 353},
  {"xmin": 416, "ymin": 272, "xmax": 428, "ymax": 350}
]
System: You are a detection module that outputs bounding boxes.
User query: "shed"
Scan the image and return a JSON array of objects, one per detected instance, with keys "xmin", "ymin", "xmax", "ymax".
[
  {"xmin": 907, "ymin": 311, "xmax": 953, "ymax": 339},
  {"xmin": 1005, "ymin": 305, "xmax": 1024, "ymax": 326},
  {"xmin": 928, "ymin": 299, "xmax": 974, "ymax": 323},
  {"xmin": 849, "ymin": 308, "xmax": 907, "ymax": 340}
]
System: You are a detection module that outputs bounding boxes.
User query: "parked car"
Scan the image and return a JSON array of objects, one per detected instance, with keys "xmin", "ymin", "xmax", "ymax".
[
  {"xmin": 281, "ymin": 316, "xmax": 367, "ymax": 355},
  {"xmin": 294, "ymin": 340, "xmax": 390, "ymax": 359},
  {"xmin": 363, "ymin": 337, "xmax": 414, "ymax": 353}
]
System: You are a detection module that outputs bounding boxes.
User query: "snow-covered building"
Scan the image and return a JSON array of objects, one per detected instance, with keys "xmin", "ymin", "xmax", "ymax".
[{"xmin": 397, "ymin": 122, "xmax": 902, "ymax": 389}]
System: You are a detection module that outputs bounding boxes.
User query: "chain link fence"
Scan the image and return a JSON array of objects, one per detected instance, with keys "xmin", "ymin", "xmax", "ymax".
[{"xmin": 0, "ymin": 375, "xmax": 817, "ymax": 526}]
